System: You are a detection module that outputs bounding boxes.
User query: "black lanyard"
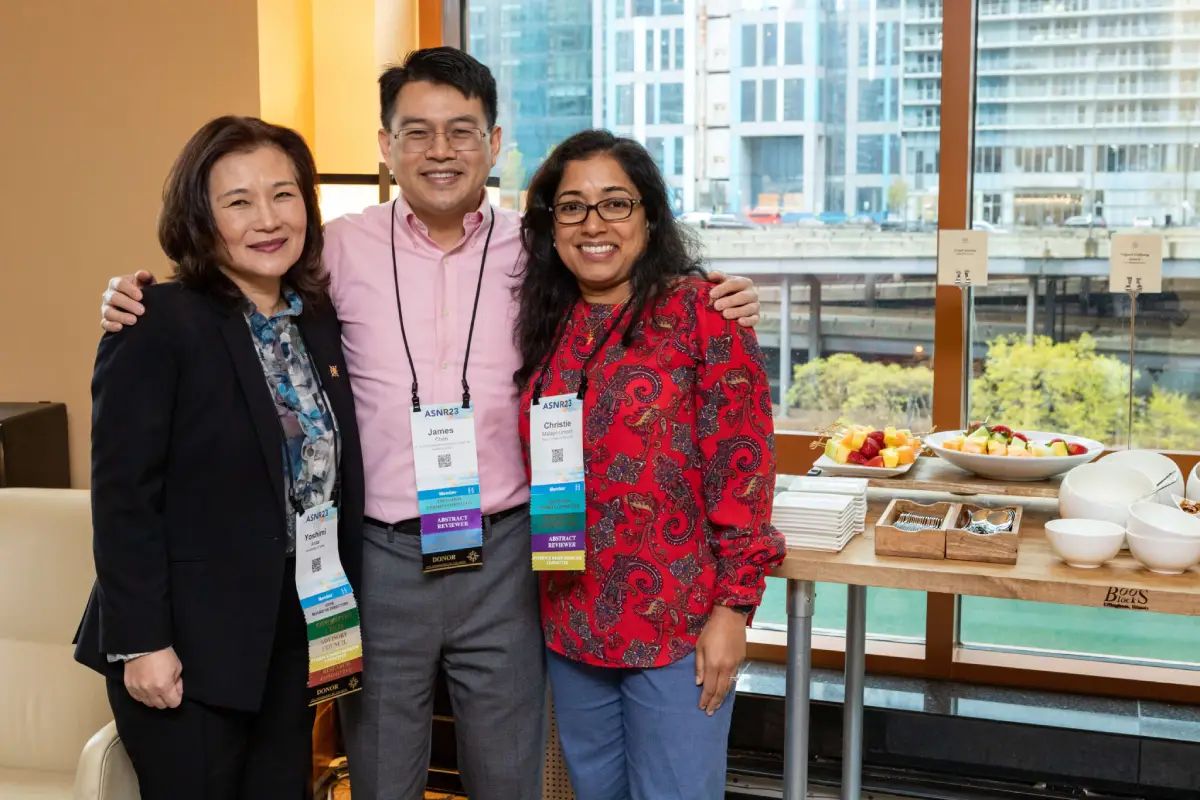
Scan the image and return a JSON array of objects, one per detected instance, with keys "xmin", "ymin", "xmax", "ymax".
[
  {"xmin": 531, "ymin": 299, "xmax": 631, "ymax": 405},
  {"xmin": 269, "ymin": 332, "xmax": 342, "ymax": 516},
  {"xmin": 390, "ymin": 199, "xmax": 496, "ymax": 412}
]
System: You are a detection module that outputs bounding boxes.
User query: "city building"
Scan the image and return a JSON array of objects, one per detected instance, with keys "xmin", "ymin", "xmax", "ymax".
[{"xmin": 966, "ymin": 0, "xmax": 1200, "ymax": 228}]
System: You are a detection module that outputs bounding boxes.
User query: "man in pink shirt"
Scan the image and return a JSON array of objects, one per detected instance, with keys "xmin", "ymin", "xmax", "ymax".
[{"xmin": 101, "ymin": 48, "xmax": 759, "ymax": 800}]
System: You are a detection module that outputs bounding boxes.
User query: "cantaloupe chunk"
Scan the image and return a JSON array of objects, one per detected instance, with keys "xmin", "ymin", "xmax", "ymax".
[{"xmin": 897, "ymin": 445, "xmax": 916, "ymax": 464}]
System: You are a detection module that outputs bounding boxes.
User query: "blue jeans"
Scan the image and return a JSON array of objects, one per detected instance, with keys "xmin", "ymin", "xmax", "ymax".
[{"xmin": 547, "ymin": 649, "xmax": 735, "ymax": 800}]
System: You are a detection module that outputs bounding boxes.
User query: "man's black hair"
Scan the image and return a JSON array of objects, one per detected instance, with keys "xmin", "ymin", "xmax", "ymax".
[{"xmin": 379, "ymin": 47, "xmax": 499, "ymax": 130}]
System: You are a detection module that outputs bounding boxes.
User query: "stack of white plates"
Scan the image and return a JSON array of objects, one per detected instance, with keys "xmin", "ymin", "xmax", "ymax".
[
  {"xmin": 772, "ymin": 492, "xmax": 857, "ymax": 552},
  {"xmin": 787, "ymin": 476, "xmax": 868, "ymax": 533}
]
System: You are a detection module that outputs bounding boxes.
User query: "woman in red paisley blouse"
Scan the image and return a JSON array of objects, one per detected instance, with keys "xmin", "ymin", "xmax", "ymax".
[{"xmin": 514, "ymin": 130, "xmax": 786, "ymax": 800}]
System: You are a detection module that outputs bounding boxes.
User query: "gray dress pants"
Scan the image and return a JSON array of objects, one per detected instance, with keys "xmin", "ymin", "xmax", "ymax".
[{"xmin": 339, "ymin": 509, "xmax": 546, "ymax": 800}]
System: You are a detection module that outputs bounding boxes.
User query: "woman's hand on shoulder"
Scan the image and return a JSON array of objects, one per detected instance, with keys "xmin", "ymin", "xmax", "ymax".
[{"xmin": 705, "ymin": 271, "xmax": 760, "ymax": 328}]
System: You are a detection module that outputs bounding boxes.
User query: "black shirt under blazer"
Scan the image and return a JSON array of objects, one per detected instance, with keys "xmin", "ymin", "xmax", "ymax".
[{"xmin": 74, "ymin": 281, "xmax": 364, "ymax": 713}]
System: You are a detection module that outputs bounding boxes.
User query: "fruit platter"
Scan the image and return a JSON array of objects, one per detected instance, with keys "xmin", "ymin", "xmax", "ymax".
[
  {"xmin": 815, "ymin": 424, "xmax": 923, "ymax": 478},
  {"xmin": 926, "ymin": 424, "xmax": 1103, "ymax": 482}
]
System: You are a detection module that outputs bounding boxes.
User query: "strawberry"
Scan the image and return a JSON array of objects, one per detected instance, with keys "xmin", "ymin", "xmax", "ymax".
[
  {"xmin": 1011, "ymin": 431, "xmax": 1028, "ymax": 443},
  {"xmin": 847, "ymin": 451, "xmax": 868, "ymax": 465},
  {"xmin": 860, "ymin": 438, "xmax": 881, "ymax": 459},
  {"xmin": 866, "ymin": 456, "xmax": 885, "ymax": 468},
  {"xmin": 991, "ymin": 424, "xmax": 1013, "ymax": 438},
  {"xmin": 868, "ymin": 430, "xmax": 886, "ymax": 445},
  {"xmin": 1067, "ymin": 443, "xmax": 1087, "ymax": 456},
  {"xmin": 1049, "ymin": 438, "xmax": 1064, "ymax": 445}
]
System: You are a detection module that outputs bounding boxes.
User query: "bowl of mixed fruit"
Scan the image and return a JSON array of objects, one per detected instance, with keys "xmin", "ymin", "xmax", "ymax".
[
  {"xmin": 926, "ymin": 424, "xmax": 1103, "ymax": 481},
  {"xmin": 816, "ymin": 424, "xmax": 923, "ymax": 477}
]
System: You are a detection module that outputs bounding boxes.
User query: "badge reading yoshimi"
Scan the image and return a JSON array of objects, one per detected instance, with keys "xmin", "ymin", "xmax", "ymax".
[
  {"xmin": 410, "ymin": 403, "xmax": 484, "ymax": 572},
  {"xmin": 529, "ymin": 394, "xmax": 587, "ymax": 571},
  {"xmin": 295, "ymin": 502, "xmax": 363, "ymax": 705}
]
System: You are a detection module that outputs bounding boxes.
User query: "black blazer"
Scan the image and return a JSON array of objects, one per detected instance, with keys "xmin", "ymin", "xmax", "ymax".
[{"xmin": 74, "ymin": 282, "xmax": 364, "ymax": 713}]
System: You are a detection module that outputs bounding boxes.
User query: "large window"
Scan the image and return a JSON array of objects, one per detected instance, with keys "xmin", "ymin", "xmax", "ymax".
[
  {"xmin": 616, "ymin": 31, "xmax": 633, "ymax": 72},
  {"xmin": 470, "ymin": 0, "xmax": 938, "ymax": 657},
  {"xmin": 660, "ymin": 82, "xmax": 683, "ymax": 124},
  {"xmin": 783, "ymin": 78, "xmax": 804, "ymax": 121},
  {"xmin": 742, "ymin": 24, "xmax": 757, "ymax": 67},
  {"xmin": 459, "ymin": 0, "xmax": 1200, "ymax": 708},
  {"xmin": 741, "ymin": 79, "xmax": 756, "ymax": 123},
  {"xmin": 762, "ymin": 78, "xmax": 777, "ymax": 123},
  {"xmin": 785, "ymin": 21, "xmax": 803, "ymax": 65},
  {"xmin": 763, "ymin": 22, "xmax": 778, "ymax": 67},
  {"xmin": 963, "ymin": 7, "xmax": 1200, "ymax": 669}
]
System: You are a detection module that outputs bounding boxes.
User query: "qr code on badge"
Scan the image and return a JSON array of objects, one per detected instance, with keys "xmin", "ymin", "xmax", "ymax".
[
  {"xmin": 310, "ymin": 557, "xmax": 322, "ymax": 574},
  {"xmin": 438, "ymin": 453, "xmax": 452, "ymax": 469},
  {"xmin": 552, "ymin": 448, "xmax": 563, "ymax": 464}
]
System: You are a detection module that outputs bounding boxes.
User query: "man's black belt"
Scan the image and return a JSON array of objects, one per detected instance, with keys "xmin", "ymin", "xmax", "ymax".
[{"xmin": 365, "ymin": 503, "xmax": 525, "ymax": 536}]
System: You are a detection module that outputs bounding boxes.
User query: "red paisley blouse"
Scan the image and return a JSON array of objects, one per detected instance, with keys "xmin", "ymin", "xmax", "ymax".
[{"xmin": 518, "ymin": 278, "xmax": 786, "ymax": 669}]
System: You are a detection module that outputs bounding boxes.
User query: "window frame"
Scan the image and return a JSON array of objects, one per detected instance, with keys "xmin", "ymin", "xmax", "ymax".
[{"xmin": 447, "ymin": 0, "xmax": 1200, "ymax": 707}]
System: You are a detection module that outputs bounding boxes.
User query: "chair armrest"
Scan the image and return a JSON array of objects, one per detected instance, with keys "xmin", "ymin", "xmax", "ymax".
[{"xmin": 73, "ymin": 721, "xmax": 140, "ymax": 800}]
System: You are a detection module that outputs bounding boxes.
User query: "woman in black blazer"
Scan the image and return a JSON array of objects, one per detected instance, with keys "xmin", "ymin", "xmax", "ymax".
[{"xmin": 74, "ymin": 116, "xmax": 364, "ymax": 799}]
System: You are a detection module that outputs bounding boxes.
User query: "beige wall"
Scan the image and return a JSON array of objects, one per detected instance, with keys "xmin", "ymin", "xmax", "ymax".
[
  {"xmin": 258, "ymin": 0, "xmax": 317, "ymax": 146},
  {"xmin": 0, "ymin": 0, "xmax": 262, "ymax": 488}
]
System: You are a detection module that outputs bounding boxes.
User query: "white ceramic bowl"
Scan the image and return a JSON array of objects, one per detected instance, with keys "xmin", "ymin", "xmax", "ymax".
[
  {"xmin": 1044, "ymin": 518, "xmax": 1126, "ymax": 568},
  {"xmin": 926, "ymin": 430, "xmax": 1103, "ymax": 482},
  {"xmin": 1126, "ymin": 531, "xmax": 1200, "ymax": 575},
  {"xmin": 1101, "ymin": 450, "xmax": 1183, "ymax": 506},
  {"xmin": 1187, "ymin": 462, "xmax": 1200, "ymax": 501},
  {"xmin": 1126, "ymin": 501, "xmax": 1200, "ymax": 541},
  {"xmin": 1058, "ymin": 463, "xmax": 1156, "ymax": 528}
]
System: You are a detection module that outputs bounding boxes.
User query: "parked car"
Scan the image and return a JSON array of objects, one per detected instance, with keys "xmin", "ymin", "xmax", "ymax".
[
  {"xmin": 748, "ymin": 207, "xmax": 782, "ymax": 225},
  {"xmin": 677, "ymin": 211, "xmax": 714, "ymax": 228},
  {"xmin": 1063, "ymin": 214, "xmax": 1106, "ymax": 228},
  {"xmin": 1132, "ymin": 215, "xmax": 1155, "ymax": 228},
  {"xmin": 783, "ymin": 212, "xmax": 824, "ymax": 227},
  {"xmin": 702, "ymin": 214, "xmax": 757, "ymax": 229},
  {"xmin": 972, "ymin": 220, "xmax": 1008, "ymax": 234}
]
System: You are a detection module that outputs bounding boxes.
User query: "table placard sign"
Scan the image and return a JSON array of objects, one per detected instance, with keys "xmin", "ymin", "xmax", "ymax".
[
  {"xmin": 529, "ymin": 394, "xmax": 587, "ymax": 571},
  {"xmin": 937, "ymin": 230, "xmax": 989, "ymax": 288},
  {"xmin": 1108, "ymin": 233, "xmax": 1163, "ymax": 294}
]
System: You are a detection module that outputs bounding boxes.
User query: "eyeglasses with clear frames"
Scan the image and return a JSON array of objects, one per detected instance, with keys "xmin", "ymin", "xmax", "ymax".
[
  {"xmin": 391, "ymin": 126, "xmax": 490, "ymax": 153},
  {"xmin": 552, "ymin": 198, "xmax": 643, "ymax": 225}
]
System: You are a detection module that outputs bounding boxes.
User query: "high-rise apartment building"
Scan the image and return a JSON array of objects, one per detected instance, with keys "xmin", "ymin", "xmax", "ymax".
[
  {"xmin": 471, "ymin": 0, "xmax": 1200, "ymax": 226},
  {"xmin": 968, "ymin": 0, "xmax": 1200, "ymax": 227}
]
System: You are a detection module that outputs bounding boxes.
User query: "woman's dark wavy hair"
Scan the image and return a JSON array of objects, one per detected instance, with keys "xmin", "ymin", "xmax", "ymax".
[
  {"xmin": 514, "ymin": 129, "xmax": 703, "ymax": 386},
  {"xmin": 158, "ymin": 115, "xmax": 328, "ymax": 308}
]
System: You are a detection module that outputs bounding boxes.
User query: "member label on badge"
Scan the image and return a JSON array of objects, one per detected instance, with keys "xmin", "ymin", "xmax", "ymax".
[
  {"xmin": 411, "ymin": 403, "xmax": 484, "ymax": 572},
  {"xmin": 529, "ymin": 394, "xmax": 587, "ymax": 571},
  {"xmin": 295, "ymin": 502, "xmax": 363, "ymax": 705}
]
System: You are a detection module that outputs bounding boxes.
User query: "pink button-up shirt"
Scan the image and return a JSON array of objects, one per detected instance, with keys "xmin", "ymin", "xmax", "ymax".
[{"xmin": 325, "ymin": 194, "xmax": 527, "ymax": 523}]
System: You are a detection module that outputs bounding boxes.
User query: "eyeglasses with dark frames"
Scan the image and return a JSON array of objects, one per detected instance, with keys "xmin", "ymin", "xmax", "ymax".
[{"xmin": 552, "ymin": 198, "xmax": 643, "ymax": 225}]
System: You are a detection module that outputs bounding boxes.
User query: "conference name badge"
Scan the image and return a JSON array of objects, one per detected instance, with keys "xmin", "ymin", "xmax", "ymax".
[
  {"xmin": 410, "ymin": 403, "xmax": 484, "ymax": 572},
  {"xmin": 295, "ymin": 501, "xmax": 363, "ymax": 705},
  {"xmin": 529, "ymin": 393, "xmax": 586, "ymax": 571}
]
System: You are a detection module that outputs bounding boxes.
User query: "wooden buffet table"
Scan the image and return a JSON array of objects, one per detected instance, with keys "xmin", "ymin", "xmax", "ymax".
[{"xmin": 769, "ymin": 465, "xmax": 1200, "ymax": 800}]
